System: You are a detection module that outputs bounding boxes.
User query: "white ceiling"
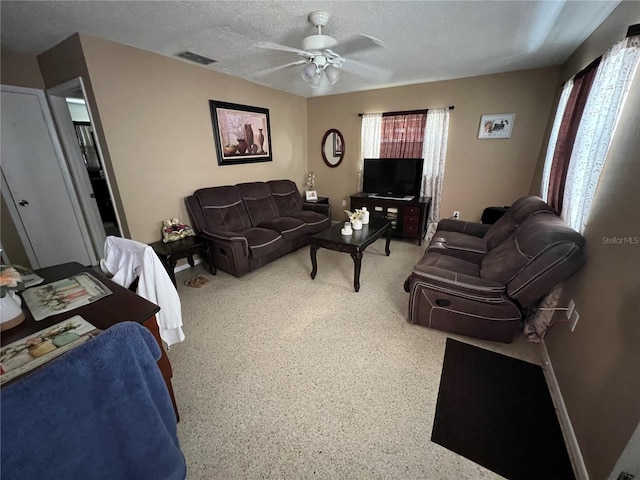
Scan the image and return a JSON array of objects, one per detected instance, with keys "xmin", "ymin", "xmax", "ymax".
[{"xmin": 0, "ymin": 1, "xmax": 621, "ymax": 98}]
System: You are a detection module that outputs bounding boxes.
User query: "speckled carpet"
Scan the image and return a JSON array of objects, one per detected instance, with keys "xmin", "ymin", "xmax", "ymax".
[{"xmin": 168, "ymin": 238, "xmax": 543, "ymax": 479}]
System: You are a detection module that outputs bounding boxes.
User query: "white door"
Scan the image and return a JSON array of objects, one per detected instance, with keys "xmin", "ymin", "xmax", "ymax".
[
  {"xmin": 1, "ymin": 86, "xmax": 96, "ymax": 268},
  {"xmin": 47, "ymin": 93, "xmax": 107, "ymax": 256}
]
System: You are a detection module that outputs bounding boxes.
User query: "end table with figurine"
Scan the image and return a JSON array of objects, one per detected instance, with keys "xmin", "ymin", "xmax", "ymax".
[{"xmin": 149, "ymin": 236, "xmax": 213, "ymax": 286}]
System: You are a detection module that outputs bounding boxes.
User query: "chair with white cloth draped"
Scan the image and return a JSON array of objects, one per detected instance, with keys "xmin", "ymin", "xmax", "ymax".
[{"xmin": 100, "ymin": 236, "xmax": 185, "ymax": 347}]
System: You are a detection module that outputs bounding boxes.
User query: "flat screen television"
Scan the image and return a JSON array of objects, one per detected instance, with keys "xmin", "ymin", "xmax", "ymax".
[{"xmin": 362, "ymin": 158, "xmax": 424, "ymax": 198}]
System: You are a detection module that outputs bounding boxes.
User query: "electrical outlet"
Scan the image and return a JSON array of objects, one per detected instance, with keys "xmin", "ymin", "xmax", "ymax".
[
  {"xmin": 342, "ymin": 199, "xmax": 347, "ymax": 207},
  {"xmin": 453, "ymin": 211, "xmax": 460, "ymax": 219},
  {"xmin": 566, "ymin": 299, "xmax": 575, "ymax": 319},
  {"xmin": 570, "ymin": 310, "xmax": 580, "ymax": 332}
]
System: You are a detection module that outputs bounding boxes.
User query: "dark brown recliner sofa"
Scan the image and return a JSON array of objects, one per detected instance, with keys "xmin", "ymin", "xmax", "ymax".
[
  {"xmin": 185, "ymin": 179, "xmax": 331, "ymax": 277},
  {"xmin": 407, "ymin": 196, "xmax": 586, "ymax": 343}
]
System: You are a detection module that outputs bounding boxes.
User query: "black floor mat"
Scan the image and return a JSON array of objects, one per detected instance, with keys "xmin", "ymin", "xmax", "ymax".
[{"xmin": 431, "ymin": 338, "xmax": 575, "ymax": 480}]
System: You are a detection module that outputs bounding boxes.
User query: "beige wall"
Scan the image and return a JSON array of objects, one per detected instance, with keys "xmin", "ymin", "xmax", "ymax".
[
  {"xmin": 71, "ymin": 35, "xmax": 308, "ymax": 244},
  {"xmin": 307, "ymin": 67, "xmax": 560, "ymax": 221},
  {"xmin": 1, "ymin": 48, "xmax": 45, "ymax": 89},
  {"xmin": 529, "ymin": 3, "xmax": 640, "ymax": 479}
]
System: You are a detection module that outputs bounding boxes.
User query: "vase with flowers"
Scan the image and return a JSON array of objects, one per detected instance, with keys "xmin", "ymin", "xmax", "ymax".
[
  {"xmin": 344, "ymin": 209, "xmax": 365, "ymax": 230},
  {"xmin": 226, "ymin": 116, "xmax": 248, "ymax": 154},
  {"xmin": 1, "ymin": 265, "xmax": 26, "ymax": 331},
  {"xmin": 306, "ymin": 172, "xmax": 316, "ymax": 190}
]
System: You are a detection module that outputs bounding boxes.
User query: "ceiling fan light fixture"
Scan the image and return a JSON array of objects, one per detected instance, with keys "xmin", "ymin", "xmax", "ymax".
[
  {"xmin": 301, "ymin": 62, "xmax": 318, "ymax": 82},
  {"xmin": 310, "ymin": 71, "xmax": 323, "ymax": 88},
  {"xmin": 255, "ymin": 10, "xmax": 388, "ymax": 93},
  {"xmin": 325, "ymin": 66, "xmax": 340, "ymax": 85}
]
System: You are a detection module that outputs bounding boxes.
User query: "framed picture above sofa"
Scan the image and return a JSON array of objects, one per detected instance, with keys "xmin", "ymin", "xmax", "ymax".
[{"xmin": 209, "ymin": 100, "xmax": 272, "ymax": 165}]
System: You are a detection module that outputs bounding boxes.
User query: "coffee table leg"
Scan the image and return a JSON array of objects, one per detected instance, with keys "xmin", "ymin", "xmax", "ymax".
[
  {"xmin": 310, "ymin": 244, "xmax": 318, "ymax": 279},
  {"xmin": 385, "ymin": 232, "xmax": 392, "ymax": 256},
  {"xmin": 350, "ymin": 250, "xmax": 363, "ymax": 292}
]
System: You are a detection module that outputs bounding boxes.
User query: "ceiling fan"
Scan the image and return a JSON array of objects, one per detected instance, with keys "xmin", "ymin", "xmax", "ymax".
[{"xmin": 253, "ymin": 11, "xmax": 392, "ymax": 92}]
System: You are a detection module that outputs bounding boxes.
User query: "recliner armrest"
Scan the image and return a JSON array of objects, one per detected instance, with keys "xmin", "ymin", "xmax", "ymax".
[
  {"xmin": 303, "ymin": 202, "xmax": 331, "ymax": 217},
  {"xmin": 426, "ymin": 242, "xmax": 486, "ymax": 264},
  {"xmin": 200, "ymin": 229, "xmax": 249, "ymax": 257},
  {"xmin": 436, "ymin": 219, "xmax": 491, "ymax": 238},
  {"xmin": 410, "ymin": 263, "xmax": 505, "ymax": 301}
]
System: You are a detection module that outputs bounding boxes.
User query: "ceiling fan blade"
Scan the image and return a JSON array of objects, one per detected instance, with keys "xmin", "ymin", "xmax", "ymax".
[
  {"xmin": 340, "ymin": 58, "xmax": 393, "ymax": 82},
  {"xmin": 335, "ymin": 34, "xmax": 386, "ymax": 56},
  {"xmin": 256, "ymin": 41, "xmax": 311, "ymax": 57},
  {"xmin": 249, "ymin": 60, "xmax": 308, "ymax": 78}
]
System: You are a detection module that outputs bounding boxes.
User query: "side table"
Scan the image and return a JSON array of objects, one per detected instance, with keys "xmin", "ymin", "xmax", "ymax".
[
  {"xmin": 149, "ymin": 236, "xmax": 213, "ymax": 286},
  {"xmin": 305, "ymin": 196, "xmax": 329, "ymax": 205}
]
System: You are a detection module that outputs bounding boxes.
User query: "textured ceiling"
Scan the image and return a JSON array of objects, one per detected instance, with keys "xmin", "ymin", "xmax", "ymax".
[{"xmin": 0, "ymin": 1, "xmax": 621, "ymax": 97}]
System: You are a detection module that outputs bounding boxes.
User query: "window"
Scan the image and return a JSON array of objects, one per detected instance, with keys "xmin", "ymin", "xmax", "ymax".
[
  {"xmin": 360, "ymin": 108, "xmax": 450, "ymax": 239},
  {"xmin": 542, "ymin": 61, "xmax": 599, "ymax": 213},
  {"xmin": 541, "ymin": 33, "xmax": 639, "ymax": 233},
  {"xmin": 379, "ymin": 112, "xmax": 426, "ymax": 158}
]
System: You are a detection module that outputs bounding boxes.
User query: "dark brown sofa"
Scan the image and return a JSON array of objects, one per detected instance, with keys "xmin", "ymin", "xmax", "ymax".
[
  {"xmin": 185, "ymin": 179, "xmax": 331, "ymax": 277},
  {"xmin": 406, "ymin": 196, "xmax": 585, "ymax": 343}
]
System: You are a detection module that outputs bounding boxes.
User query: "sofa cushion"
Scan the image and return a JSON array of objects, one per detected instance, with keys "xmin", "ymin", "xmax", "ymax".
[
  {"xmin": 193, "ymin": 186, "xmax": 252, "ymax": 232},
  {"xmin": 436, "ymin": 219, "xmax": 491, "ymax": 238},
  {"xmin": 236, "ymin": 182, "xmax": 280, "ymax": 227},
  {"xmin": 288, "ymin": 210, "xmax": 331, "ymax": 234},
  {"xmin": 258, "ymin": 216, "xmax": 308, "ymax": 241},
  {"xmin": 482, "ymin": 216, "xmax": 518, "ymax": 251},
  {"xmin": 417, "ymin": 252, "xmax": 480, "ymax": 278},
  {"xmin": 240, "ymin": 227, "xmax": 285, "ymax": 258},
  {"xmin": 267, "ymin": 180, "xmax": 303, "ymax": 216},
  {"xmin": 483, "ymin": 196, "xmax": 557, "ymax": 250},
  {"xmin": 478, "ymin": 235, "xmax": 526, "ymax": 286}
]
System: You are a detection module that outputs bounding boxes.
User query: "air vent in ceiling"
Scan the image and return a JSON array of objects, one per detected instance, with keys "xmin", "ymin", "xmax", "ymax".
[{"xmin": 176, "ymin": 51, "xmax": 217, "ymax": 65}]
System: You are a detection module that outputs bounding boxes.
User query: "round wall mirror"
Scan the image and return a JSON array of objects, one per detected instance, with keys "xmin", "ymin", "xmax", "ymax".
[{"xmin": 321, "ymin": 129, "xmax": 345, "ymax": 168}]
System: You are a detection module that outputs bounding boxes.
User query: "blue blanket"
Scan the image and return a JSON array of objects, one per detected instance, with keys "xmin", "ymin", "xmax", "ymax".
[{"xmin": 1, "ymin": 322, "xmax": 186, "ymax": 480}]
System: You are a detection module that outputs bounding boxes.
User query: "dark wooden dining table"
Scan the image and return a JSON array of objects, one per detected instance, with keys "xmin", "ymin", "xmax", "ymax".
[{"xmin": 2, "ymin": 262, "xmax": 179, "ymax": 419}]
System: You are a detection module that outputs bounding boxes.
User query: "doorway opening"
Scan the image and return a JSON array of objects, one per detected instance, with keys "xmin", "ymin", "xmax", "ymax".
[
  {"xmin": 47, "ymin": 78, "xmax": 122, "ymax": 257},
  {"xmin": 66, "ymin": 100, "xmax": 119, "ymax": 237}
]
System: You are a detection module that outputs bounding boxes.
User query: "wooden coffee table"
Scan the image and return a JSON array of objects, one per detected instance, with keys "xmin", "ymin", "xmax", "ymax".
[{"xmin": 310, "ymin": 217, "xmax": 392, "ymax": 292}]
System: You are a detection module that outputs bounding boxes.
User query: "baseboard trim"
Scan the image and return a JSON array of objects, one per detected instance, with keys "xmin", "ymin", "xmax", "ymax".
[
  {"xmin": 173, "ymin": 255, "xmax": 205, "ymax": 274},
  {"xmin": 541, "ymin": 340, "xmax": 589, "ymax": 480}
]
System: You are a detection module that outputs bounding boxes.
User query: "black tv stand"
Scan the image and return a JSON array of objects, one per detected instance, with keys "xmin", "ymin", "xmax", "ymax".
[
  {"xmin": 350, "ymin": 192, "xmax": 432, "ymax": 246},
  {"xmin": 367, "ymin": 193, "xmax": 415, "ymax": 201}
]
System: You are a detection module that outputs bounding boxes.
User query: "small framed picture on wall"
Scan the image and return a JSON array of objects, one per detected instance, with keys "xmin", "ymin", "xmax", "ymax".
[{"xmin": 478, "ymin": 113, "xmax": 515, "ymax": 139}]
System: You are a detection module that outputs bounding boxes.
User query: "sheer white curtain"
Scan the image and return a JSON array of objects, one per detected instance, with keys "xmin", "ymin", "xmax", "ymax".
[
  {"xmin": 562, "ymin": 35, "xmax": 640, "ymax": 233},
  {"xmin": 541, "ymin": 79, "xmax": 574, "ymax": 202},
  {"xmin": 525, "ymin": 35, "xmax": 640, "ymax": 343},
  {"xmin": 420, "ymin": 108, "xmax": 450, "ymax": 240},
  {"xmin": 530, "ymin": 81, "xmax": 574, "ymax": 342},
  {"xmin": 359, "ymin": 113, "xmax": 382, "ymax": 191}
]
